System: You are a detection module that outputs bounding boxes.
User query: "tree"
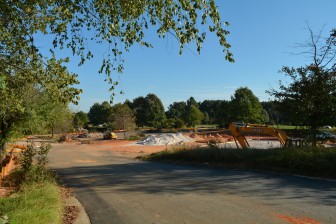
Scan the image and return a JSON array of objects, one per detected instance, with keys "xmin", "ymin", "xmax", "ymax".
[
  {"xmin": 73, "ymin": 111, "xmax": 89, "ymax": 128},
  {"xmin": 88, "ymin": 101, "xmax": 113, "ymax": 126},
  {"xmin": 184, "ymin": 105, "xmax": 204, "ymax": 128},
  {"xmin": 131, "ymin": 96, "xmax": 147, "ymax": 127},
  {"xmin": 0, "ymin": 1, "xmax": 234, "ymax": 153},
  {"xmin": 187, "ymin": 97, "xmax": 199, "ymax": 108},
  {"xmin": 144, "ymin": 94, "xmax": 166, "ymax": 129},
  {"xmin": 166, "ymin": 101, "xmax": 187, "ymax": 119},
  {"xmin": 41, "ymin": 102, "xmax": 73, "ymax": 138},
  {"xmin": 261, "ymin": 101, "xmax": 290, "ymax": 125},
  {"xmin": 261, "ymin": 109, "xmax": 270, "ymax": 124},
  {"xmin": 199, "ymin": 100, "xmax": 223, "ymax": 124},
  {"xmin": 129, "ymin": 94, "xmax": 166, "ymax": 129},
  {"xmin": 268, "ymin": 27, "xmax": 336, "ymax": 145},
  {"xmin": 165, "ymin": 118, "xmax": 185, "ymax": 129},
  {"xmin": 0, "ymin": 1, "xmax": 233, "ymax": 99},
  {"xmin": 0, "ymin": 64, "xmax": 79, "ymax": 153},
  {"xmin": 269, "ymin": 66, "xmax": 336, "ymax": 144},
  {"xmin": 112, "ymin": 103, "xmax": 136, "ymax": 139},
  {"xmin": 230, "ymin": 87, "xmax": 263, "ymax": 123}
]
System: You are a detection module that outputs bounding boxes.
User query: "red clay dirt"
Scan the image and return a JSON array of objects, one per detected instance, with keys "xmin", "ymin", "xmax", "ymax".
[
  {"xmin": 274, "ymin": 213, "xmax": 321, "ymax": 224},
  {"xmin": 71, "ymin": 132, "xmax": 281, "ymax": 156}
]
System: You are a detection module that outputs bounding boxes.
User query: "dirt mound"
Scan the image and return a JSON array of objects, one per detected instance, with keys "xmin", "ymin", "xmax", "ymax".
[{"xmin": 137, "ymin": 133, "xmax": 194, "ymax": 146}]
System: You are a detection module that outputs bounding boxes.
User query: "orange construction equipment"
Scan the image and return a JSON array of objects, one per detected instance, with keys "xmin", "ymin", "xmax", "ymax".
[{"xmin": 229, "ymin": 123, "xmax": 289, "ymax": 149}]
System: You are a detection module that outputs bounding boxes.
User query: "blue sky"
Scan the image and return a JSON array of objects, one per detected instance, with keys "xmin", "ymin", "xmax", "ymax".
[{"xmin": 60, "ymin": 0, "xmax": 336, "ymax": 112}]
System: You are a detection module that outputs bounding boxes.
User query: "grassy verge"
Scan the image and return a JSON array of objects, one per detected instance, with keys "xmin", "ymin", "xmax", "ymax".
[
  {"xmin": 0, "ymin": 179, "xmax": 62, "ymax": 224},
  {"xmin": 139, "ymin": 147, "xmax": 336, "ymax": 179},
  {"xmin": 0, "ymin": 143, "xmax": 63, "ymax": 224}
]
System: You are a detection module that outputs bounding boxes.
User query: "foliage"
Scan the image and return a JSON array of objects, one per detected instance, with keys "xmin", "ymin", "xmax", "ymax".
[
  {"xmin": 88, "ymin": 101, "xmax": 113, "ymax": 126},
  {"xmin": 268, "ymin": 27, "xmax": 336, "ymax": 145},
  {"xmin": 186, "ymin": 97, "xmax": 199, "ymax": 108},
  {"xmin": 112, "ymin": 103, "xmax": 136, "ymax": 138},
  {"xmin": 165, "ymin": 117, "xmax": 185, "ymax": 129},
  {"xmin": 140, "ymin": 146, "xmax": 336, "ymax": 179},
  {"xmin": 0, "ymin": 0, "xmax": 233, "ymax": 100},
  {"xmin": 73, "ymin": 111, "xmax": 89, "ymax": 128},
  {"xmin": 1, "ymin": 0, "xmax": 234, "ymax": 153},
  {"xmin": 21, "ymin": 143, "xmax": 36, "ymax": 172},
  {"xmin": 166, "ymin": 101, "xmax": 187, "ymax": 120},
  {"xmin": 0, "ymin": 58, "xmax": 80, "ymax": 153},
  {"xmin": 0, "ymin": 142, "xmax": 60, "ymax": 224},
  {"xmin": 41, "ymin": 101, "xmax": 73, "ymax": 137},
  {"xmin": 0, "ymin": 214, "xmax": 9, "ymax": 224},
  {"xmin": 129, "ymin": 94, "xmax": 166, "ymax": 129},
  {"xmin": 269, "ymin": 66, "xmax": 336, "ymax": 133},
  {"xmin": 184, "ymin": 105, "xmax": 204, "ymax": 127},
  {"xmin": 230, "ymin": 87, "xmax": 263, "ymax": 123},
  {"xmin": 174, "ymin": 118, "xmax": 186, "ymax": 129},
  {"xmin": 144, "ymin": 94, "xmax": 167, "ymax": 129},
  {"xmin": 199, "ymin": 100, "xmax": 230, "ymax": 124},
  {"xmin": 19, "ymin": 142, "xmax": 53, "ymax": 184},
  {"xmin": 130, "ymin": 96, "xmax": 148, "ymax": 127},
  {"xmin": 261, "ymin": 109, "xmax": 269, "ymax": 124}
]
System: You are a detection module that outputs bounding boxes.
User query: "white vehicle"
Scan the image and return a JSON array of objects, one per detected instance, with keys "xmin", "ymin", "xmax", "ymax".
[{"xmin": 322, "ymin": 125, "xmax": 332, "ymax": 129}]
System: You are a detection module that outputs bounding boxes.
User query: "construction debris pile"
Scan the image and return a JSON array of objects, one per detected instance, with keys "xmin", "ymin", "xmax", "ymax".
[{"xmin": 137, "ymin": 133, "xmax": 194, "ymax": 146}]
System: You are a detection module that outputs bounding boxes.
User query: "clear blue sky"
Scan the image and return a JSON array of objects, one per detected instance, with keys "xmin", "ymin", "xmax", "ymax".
[{"xmin": 57, "ymin": 0, "xmax": 336, "ymax": 112}]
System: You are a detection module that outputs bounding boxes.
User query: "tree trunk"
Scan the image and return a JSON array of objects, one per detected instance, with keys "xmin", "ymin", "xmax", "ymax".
[
  {"xmin": 123, "ymin": 122, "xmax": 126, "ymax": 139},
  {"xmin": 51, "ymin": 126, "xmax": 54, "ymax": 138},
  {"xmin": 311, "ymin": 126, "xmax": 318, "ymax": 147},
  {"xmin": 0, "ymin": 121, "xmax": 8, "ymax": 157}
]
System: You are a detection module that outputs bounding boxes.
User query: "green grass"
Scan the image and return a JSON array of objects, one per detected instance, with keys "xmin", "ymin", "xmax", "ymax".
[
  {"xmin": 139, "ymin": 147, "xmax": 336, "ymax": 179},
  {"xmin": 270, "ymin": 125, "xmax": 302, "ymax": 130},
  {"xmin": 0, "ymin": 166, "xmax": 63, "ymax": 224},
  {"xmin": 0, "ymin": 180, "xmax": 63, "ymax": 224}
]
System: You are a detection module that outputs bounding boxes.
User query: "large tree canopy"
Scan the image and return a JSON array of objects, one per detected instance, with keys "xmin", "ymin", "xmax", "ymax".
[
  {"xmin": 88, "ymin": 101, "xmax": 113, "ymax": 126},
  {"xmin": 1, "ymin": 0, "xmax": 233, "ymax": 95},
  {"xmin": 144, "ymin": 93, "xmax": 166, "ymax": 129},
  {"xmin": 230, "ymin": 87, "xmax": 263, "ymax": 123},
  {"xmin": 1, "ymin": 1, "xmax": 233, "ymax": 153}
]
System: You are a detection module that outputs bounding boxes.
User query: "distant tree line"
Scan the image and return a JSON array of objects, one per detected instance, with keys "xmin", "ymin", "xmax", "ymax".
[{"xmin": 77, "ymin": 87, "xmax": 300, "ymax": 131}]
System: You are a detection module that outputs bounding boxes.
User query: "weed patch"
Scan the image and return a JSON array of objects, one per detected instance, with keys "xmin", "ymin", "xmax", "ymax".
[{"xmin": 140, "ymin": 147, "xmax": 336, "ymax": 179}]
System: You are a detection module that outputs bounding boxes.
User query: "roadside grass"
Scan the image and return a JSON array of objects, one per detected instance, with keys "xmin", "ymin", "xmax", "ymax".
[
  {"xmin": 0, "ymin": 143, "xmax": 63, "ymax": 224},
  {"xmin": 0, "ymin": 179, "xmax": 62, "ymax": 224},
  {"xmin": 139, "ymin": 147, "xmax": 336, "ymax": 179}
]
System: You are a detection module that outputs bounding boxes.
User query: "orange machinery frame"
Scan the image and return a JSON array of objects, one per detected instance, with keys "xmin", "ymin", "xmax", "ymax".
[{"xmin": 229, "ymin": 123, "xmax": 289, "ymax": 149}]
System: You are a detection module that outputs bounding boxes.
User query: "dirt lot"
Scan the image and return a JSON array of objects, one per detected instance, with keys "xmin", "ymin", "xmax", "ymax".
[{"xmin": 59, "ymin": 132, "xmax": 285, "ymax": 157}]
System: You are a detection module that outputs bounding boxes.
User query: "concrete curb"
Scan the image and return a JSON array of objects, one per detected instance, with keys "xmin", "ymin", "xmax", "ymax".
[{"xmin": 64, "ymin": 195, "xmax": 91, "ymax": 224}]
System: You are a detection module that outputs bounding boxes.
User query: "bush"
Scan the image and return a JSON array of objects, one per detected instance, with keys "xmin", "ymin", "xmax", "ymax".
[{"xmin": 17, "ymin": 142, "xmax": 53, "ymax": 184}]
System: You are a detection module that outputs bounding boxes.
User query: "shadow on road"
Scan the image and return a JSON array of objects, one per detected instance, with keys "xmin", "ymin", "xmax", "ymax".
[{"xmin": 53, "ymin": 160, "xmax": 336, "ymax": 206}]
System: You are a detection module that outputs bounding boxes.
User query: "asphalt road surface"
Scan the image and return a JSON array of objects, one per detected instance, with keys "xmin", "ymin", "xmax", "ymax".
[{"xmin": 48, "ymin": 142, "xmax": 336, "ymax": 224}]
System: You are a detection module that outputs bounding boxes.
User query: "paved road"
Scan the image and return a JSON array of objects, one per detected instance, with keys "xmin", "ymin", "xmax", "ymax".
[{"xmin": 48, "ymin": 142, "xmax": 336, "ymax": 224}]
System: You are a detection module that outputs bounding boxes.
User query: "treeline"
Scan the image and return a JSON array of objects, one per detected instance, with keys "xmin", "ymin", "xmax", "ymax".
[{"xmin": 75, "ymin": 87, "xmax": 292, "ymax": 130}]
